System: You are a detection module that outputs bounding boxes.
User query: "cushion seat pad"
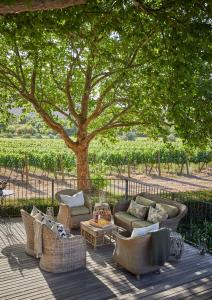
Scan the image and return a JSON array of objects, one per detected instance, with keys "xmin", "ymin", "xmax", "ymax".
[
  {"xmin": 115, "ymin": 212, "xmax": 139, "ymax": 226},
  {"xmin": 132, "ymin": 220, "xmax": 154, "ymax": 228},
  {"xmin": 71, "ymin": 206, "xmax": 90, "ymax": 216}
]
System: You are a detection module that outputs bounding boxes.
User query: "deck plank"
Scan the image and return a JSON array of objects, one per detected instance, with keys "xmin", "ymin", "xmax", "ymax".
[{"xmin": 0, "ymin": 218, "xmax": 211, "ymax": 300}]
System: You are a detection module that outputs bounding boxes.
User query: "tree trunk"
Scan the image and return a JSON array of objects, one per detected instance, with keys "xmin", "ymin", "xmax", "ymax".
[{"xmin": 76, "ymin": 145, "xmax": 91, "ymax": 191}]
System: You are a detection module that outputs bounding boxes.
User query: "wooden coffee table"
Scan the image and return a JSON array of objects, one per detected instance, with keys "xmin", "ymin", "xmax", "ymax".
[{"xmin": 80, "ymin": 220, "xmax": 117, "ymax": 250}]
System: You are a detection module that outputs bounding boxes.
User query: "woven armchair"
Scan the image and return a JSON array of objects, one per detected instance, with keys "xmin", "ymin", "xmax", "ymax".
[
  {"xmin": 113, "ymin": 231, "xmax": 161, "ymax": 279},
  {"xmin": 20, "ymin": 209, "xmax": 36, "ymax": 257},
  {"xmin": 55, "ymin": 189, "xmax": 93, "ymax": 229},
  {"xmin": 39, "ymin": 224, "xmax": 86, "ymax": 273},
  {"xmin": 113, "ymin": 192, "xmax": 187, "ymax": 232}
]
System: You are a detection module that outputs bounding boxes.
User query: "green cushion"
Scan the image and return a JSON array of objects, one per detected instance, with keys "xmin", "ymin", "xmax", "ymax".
[
  {"xmin": 127, "ymin": 200, "xmax": 149, "ymax": 220},
  {"xmin": 115, "ymin": 212, "xmax": 138, "ymax": 226},
  {"xmin": 135, "ymin": 196, "xmax": 156, "ymax": 207},
  {"xmin": 132, "ymin": 220, "xmax": 153, "ymax": 228},
  {"xmin": 156, "ymin": 203, "xmax": 179, "ymax": 218},
  {"xmin": 71, "ymin": 206, "xmax": 90, "ymax": 216}
]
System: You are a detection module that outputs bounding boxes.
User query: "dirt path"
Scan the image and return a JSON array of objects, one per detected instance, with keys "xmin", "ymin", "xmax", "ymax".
[{"xmin": 126, "ymin": 169, "xmax": 212, "ymax": 192}]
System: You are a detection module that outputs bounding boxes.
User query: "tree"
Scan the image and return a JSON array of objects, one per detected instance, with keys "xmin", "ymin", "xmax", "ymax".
[{"xmin": 0, "ymin": 1, "xmax": 211, "ymax": 189}]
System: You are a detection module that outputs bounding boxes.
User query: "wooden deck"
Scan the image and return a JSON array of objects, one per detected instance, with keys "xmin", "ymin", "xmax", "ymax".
[{"xmin": 0, "ymin": 218, "xmax": 211, "ymax": 300}]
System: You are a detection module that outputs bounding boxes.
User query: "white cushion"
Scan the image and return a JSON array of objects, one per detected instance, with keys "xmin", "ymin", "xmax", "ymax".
[
  {"xmin": 60, "ymin": 191, "xmax": 84, "ymax": 207},
  {"xmin": 31, "ymin": 205, "xmax": 40, "ymax": 217},
  {"xmin": 131, "ymin": 222, "xmax": 159, "ymax": 238}
]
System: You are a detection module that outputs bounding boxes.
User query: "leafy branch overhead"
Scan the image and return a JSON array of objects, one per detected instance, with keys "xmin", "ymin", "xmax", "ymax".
[{"xmin": 0, "ymin": 1, "xmax": 211, "ymax": 187}]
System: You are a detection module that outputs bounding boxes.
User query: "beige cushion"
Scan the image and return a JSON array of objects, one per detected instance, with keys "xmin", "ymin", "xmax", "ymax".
[
  {"xmin": 132, "ymin": 220, "xmax": 154, "ymax": 228},
  {"xmin": 127, "ymin": 200, "xmax": 148, "ymax": 220},
  {"xmin": 156, "ymin": 203, "xmax": 179, "ymax": 218},
  {"xmin": 31, "ymin": 205, "xmax": 41, "ymax": 217},
  {"xmin": 71, "ymin": 206, "xmax": 90, "ymax": 216},
  {"xmin": 33, "ymin": 212, "xmax": 43, "ymax": 221},
  {"xmin": 135, "ymin": 196, "xmax": 156, "ymax": 207},
  {"xmin": 131, "ymin": 222, "xmax": 159, "ymax": 238},
  {"xmin": 115, "ymin": 211, "xmax": 138, "ymax": 226},
  {"xmin": 147, "ymin": 206, "xmax": 168, "ymax": 223}
]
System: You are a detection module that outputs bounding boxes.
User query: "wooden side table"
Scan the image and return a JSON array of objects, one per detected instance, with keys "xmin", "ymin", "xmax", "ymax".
[{"xmin": 80, "ymin": 220, "xmax": 117, "ymax": 250}]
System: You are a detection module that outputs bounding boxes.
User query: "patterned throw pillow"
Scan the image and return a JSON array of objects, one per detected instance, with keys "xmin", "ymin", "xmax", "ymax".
[
  {"xmin": 127, "ymin": 200, "xmax": 149, "ymax": 220},
  {"xmin": 156, "ymin": 203, "xmax": 179, "ymax": 218},
  {"xmin": 147, "ymin": 206, "xmax": 168, "ymax": 223},
  {"xmin": 42, "ymin": 215, "xmax": 55, "ymax": 229},
  {"xmin": 135, "ymin": 196, "xmax": 156, "ymax": 207},
  {"xmin": 51, "ymin": 223, "xmax": 67, "ymax": 238}
]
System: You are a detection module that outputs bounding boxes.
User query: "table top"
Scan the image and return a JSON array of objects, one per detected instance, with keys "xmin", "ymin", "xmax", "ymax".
[
  {"xmin": 0, "ymin": 189, "xmax": 14, "ymax": 197},
  {"xmin": 81, "ymin": 220, "xmax": 116, "ymax": 233}
]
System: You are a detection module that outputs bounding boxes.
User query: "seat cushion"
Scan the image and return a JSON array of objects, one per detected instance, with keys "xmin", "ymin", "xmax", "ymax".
[
  {"xmin": 135, "ymin": 196, "xmax": 156, "ymax": 207},
  {"xmin": 115, "ymin": 211, "xmax": 138, "ymax": 226},
  {"xmin": 132, "ymin": 220, "xmax": 154, "ymax": 228},
  {"xmin": 156, "ymin": 203, "xmax": 179, "ymax": 218},
  {"xmin": 71, "ymin": 206, "xmax": 90, "ymax": 216}
]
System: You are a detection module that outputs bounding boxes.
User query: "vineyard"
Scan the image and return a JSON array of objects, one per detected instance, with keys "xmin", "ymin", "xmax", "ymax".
[{"xmin": 0, "ymin": 138, "xmax": 211, "ymax": 180}]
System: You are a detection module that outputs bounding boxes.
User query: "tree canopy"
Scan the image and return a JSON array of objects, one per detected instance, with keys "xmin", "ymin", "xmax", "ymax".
[{"xmin": 0, "ymin": 0, "xmax": 211, "ymax": 188}]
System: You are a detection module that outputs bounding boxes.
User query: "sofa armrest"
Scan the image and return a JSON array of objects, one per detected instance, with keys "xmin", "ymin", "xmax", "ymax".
[
  {"xmin": 84, "ymin": 198, "xmax": 93, "ymax": 214},
  {"xmin": 113, "ymin": 199, "xmax": 130, "ymax": 215}
]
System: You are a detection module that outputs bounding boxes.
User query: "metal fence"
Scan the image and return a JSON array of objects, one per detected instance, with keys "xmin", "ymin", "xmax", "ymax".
[{"xmin": 0, "ymin": 176, "xmax": 211, "ymax": 252}]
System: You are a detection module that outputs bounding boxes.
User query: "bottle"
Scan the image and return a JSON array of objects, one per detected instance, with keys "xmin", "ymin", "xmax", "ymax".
[{"xmin": 94, "ymin": 211, "xmax": 99, "ymax": 223}]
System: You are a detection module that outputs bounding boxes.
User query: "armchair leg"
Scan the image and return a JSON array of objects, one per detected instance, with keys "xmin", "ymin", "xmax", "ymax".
[{"xmin": 136, "ymin": 274, "xmax": 140, "ymax": 280}]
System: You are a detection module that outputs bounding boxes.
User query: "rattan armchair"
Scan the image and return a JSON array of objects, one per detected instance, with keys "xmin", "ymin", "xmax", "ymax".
[
  {"xmin": 113, "ymin": 231, "xmax": 161, "ymax": 279},
  {"xmin": 113, "ymin": 192, "xmax": 187, "ymax": 232},
  {"xmin": 55, "ymin": 189, "xmax": 93, "ymax": 229},
  {"xmin": 20, "ymin": 209, "xmax": 36, "ymax": 257},
  {"xmin": 39, "ymin": 224, "xmax": 86, "ymax": 273}
]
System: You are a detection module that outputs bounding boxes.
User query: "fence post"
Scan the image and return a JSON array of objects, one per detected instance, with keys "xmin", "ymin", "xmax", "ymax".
[
  {"xmin": 51, "ymin": 179, "xmax": 55, "ymax": 206},
  {"xmin": 125, "ymin": 179, "xmax": 129, "ymax": 200}
]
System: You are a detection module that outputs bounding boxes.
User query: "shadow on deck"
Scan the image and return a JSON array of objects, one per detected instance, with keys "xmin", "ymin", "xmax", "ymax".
[{"xmin": 0, "ymin": 218, "xmax": 212, "ymax": 300}]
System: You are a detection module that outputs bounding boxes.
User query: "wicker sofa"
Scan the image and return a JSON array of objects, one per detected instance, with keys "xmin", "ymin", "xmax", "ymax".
[
  {"xmin": 55, "ymin": 189, "xmax": 93, "ymax": 230},
  {"xmin": 113, "ymin": 192, "xmax": 187, "ymax": 232}
]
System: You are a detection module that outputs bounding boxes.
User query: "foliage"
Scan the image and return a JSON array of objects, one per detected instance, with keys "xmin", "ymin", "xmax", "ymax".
[
  {"xmin": 179, "ymin": 220, "xmax": 212, "ymax": 251},
  {"xmin": 176, "ymin": 190, "xmax": 212, "ymax": 203},
  {"xmin": 0, "ymin": 138, "xmax": 211, "ymax": 174},
  {"xmin": 0, "ymin": 2, "xmax": 211, "ymax": 186}
]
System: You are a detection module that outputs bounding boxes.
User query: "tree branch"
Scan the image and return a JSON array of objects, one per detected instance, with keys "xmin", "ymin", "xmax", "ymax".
[
  {"xmin": 81, "ymin": 62, "xmax": 92, "ymax": 120},
  {"xmin": 0, "ymin": 0, "xmax": 86, "ymax": 15},
  {"xmin": 66, "ymin": 62, "xmax": 79, "ymax": 122},
  {"xmin": 30, "ymin": 56, "xmax": 38, "ymax": 96},
  {"xmin": 88, "ymin": 120, "xmax": 145, "ymax": 141},
  {"xmin": 19, "ymin": 92, "xmax": 77, "ymax": 151}
]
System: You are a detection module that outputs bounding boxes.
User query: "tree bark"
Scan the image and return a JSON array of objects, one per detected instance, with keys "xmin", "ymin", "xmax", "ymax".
[
  {"xmin": 0, "ymin": 0, "xmax": 85, "ymax": 15},
  {"xmin": 76, "ymin": 144, "xmax": 91, "ymax": 191}
]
